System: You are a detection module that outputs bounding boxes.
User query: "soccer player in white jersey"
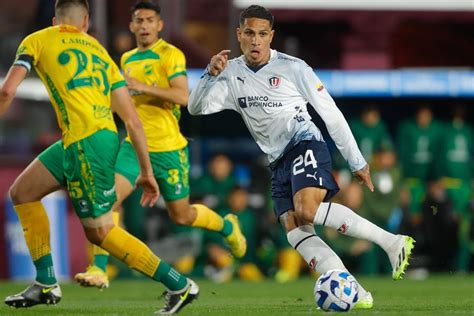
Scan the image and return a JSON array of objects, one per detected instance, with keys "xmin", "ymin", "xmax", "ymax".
[{"xmin": 188, "ymin": 5, "xmax": 415, "ymax": 309}]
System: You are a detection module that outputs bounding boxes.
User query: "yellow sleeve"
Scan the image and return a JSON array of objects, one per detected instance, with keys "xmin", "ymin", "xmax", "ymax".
[
  {"xmin": 164, "ymin": 48, "xmax": 187, "ymax": 81},
  {"xmin": 13, "ymin": 32, "xmax": 42, "ymax": 72},
  {"xmin": 120, "ymin": 53, "xmax": 126, "ymax": 72},
  {"xmin": 109, "ymin": 58, "xmax": 127, "ymax": 91}
]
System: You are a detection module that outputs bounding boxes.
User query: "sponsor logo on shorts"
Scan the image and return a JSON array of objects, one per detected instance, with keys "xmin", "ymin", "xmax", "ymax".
[
  {"xmin": 79, "ymin": 200, "xmax": 89, "ymax": 213},
  {"xmin": 98, "ymin": 202, "xmax": 110, "ymax": 209},
  {"xmin": 306, "ymin": 171, "xmax": 323, "ymax": 185},
  {"xmin": 306, "ymin": 171, "xmax": 318, "ymax": 180},
  {"xmin": 103, "ymin": 186, "xmax": 115, "ymax": 197},
  {"xmin": 175, "ymin": 183, "xmax": 182, "ymax": 195}
]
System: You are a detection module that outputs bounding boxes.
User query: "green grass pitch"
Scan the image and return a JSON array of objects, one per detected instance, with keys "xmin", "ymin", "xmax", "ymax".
[{"xmin": 0, "ymin": 275, "xmax": 473, "ymax": 315}]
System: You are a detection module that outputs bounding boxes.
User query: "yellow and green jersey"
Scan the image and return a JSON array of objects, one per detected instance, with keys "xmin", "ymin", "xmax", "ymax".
[
  {"xmin": 14, "ymin": 25, "xmax": 125, "ymax": 147},
  {"xmin": 121, "ymin": 38, "xmax": 187, "ymax": 152}
]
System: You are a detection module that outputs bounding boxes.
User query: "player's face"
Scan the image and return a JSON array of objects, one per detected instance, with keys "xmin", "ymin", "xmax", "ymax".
[
  {"xmin": 130, "ymin": 9, "xmax": 163, "ymax": 49},
  {"xmin": 237, "ymin": 18, "xmax": 274, "ymax": 66}
]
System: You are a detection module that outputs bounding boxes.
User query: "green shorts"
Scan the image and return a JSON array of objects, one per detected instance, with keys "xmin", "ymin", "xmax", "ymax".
[
  {"xmin": 115, "ymin": 141, "xmax": 190, "ymax": 201},
  {"xmin": 39, "ymin": 140, "xmax": 67, "ymax": 187},
  {"xmin": 38, "ymin": 130, "xmax": 119, "ymax": 218}
]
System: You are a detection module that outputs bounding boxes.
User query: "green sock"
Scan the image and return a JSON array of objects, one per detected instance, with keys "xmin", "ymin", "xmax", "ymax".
[
  {"xmin": 221, "ymin": 219, "xmax": 233, "ymax": 237},
  {"xmin": 153, "ymin": 261, "xmax": 187, "ymax": 291},
  {"xmin": 34, "ymin": 254, "xmax": 57, "ymax": 285},
  {"xmin": 94, "ymin": 254, "xmax": 109, "ymax": 272}
]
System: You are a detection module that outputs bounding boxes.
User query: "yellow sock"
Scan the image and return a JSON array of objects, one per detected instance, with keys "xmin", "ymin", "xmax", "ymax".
[
  {"xmin": 15, "ymin": 201, "xmax": 56, "ymax": 284},
  {"xmin": 191, "ymin": 204, "xmax": 224, "ymax": 231},
  {"xmin": 15, "ymin": 201, "xmax": 51, "ymax": 261},
  {"xmin": 174, "ymin": 255, "xmax": 195, "ymax": 274},
  {"xmin": 279, "ymin": 247, "xmax": 302, "ymax": 278},
  {"xmin": 215, "ymin": 253, "xmax": 234, "ymax": 269},
  {"xmin": 238, "ymin": 263, "xmax": 264, "ymax": 281},
  {"xmin": 100, "ymin": 225, "xmax": 159, "ymax": 277},
  {"xmin": 91, "ymin": 211, "xmax": 120, "ymax": 259}
]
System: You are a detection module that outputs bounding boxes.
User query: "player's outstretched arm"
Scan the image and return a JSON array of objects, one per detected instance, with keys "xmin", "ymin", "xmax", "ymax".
[
  {"xmin": 353, "ymin": 164, "xmax": 375, "ymax": 192},
  {"xmin": 111, "ymin": 86, "xmax": 159, "ymax": 206},
  {"xmin": 188, "ymin": 50, "xmax": 234, "ymax": 116},
  {"xmin": 0, "ymin": 66, "xmax": 28, "ymax": 116}
]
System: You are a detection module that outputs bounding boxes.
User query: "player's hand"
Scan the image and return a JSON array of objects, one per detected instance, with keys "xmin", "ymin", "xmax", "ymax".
[
  {"xmin": 353, "ymin": 164, "xmax": 374, "ymax": 192},
  {"xmin": 124, "ymin": 70, "xmax": 147, "ymax": 93},
  {"xmin": 208, "ymin": 50, "xmax": 231, "ymax": 76},
  {"xmin": 135, "ymin": 173, "xmax": 160, "ymax": 207}
]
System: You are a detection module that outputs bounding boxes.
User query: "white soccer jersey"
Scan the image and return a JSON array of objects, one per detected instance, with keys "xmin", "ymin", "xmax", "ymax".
[{"xmin": 188, "ymin": 49, "xmax": 366, "ymax": 172}]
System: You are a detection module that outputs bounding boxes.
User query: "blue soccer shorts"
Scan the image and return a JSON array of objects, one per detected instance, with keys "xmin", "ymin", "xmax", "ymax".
[{"xmin": 270, "ymin": 139, "xmax": 339, "ymax": 219}]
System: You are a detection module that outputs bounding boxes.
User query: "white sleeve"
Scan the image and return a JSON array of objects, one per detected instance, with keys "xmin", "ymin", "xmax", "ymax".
[
  {"xmin": 188, "ymin": 67, "xmax": 235, "ymax": 115},
  {"xmin": 296, "ymin": 64, "xmax": 366, "ymax": 172}
]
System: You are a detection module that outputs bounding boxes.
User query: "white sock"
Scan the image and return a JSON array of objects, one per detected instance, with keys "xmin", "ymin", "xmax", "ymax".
[
  {"xmin": 287, "ymin": 225, "xmax": 372, "ymax": 298},
  {"xmin": 313, "ymin": 202, "xmax": 397, "ymax": 253},
  {"xmin": 287, "ymin": 225, "xmax": 346, "ymax": 274}
]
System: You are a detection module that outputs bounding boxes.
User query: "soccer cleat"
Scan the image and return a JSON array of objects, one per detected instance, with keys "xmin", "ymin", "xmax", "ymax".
[
  {"xmin": 156, "ymin": 279, "xmax": 199, "ymax": 315},
  {"xmin": 4, "ymin": 283, "xmax": 62, "ymax": 308},
  {"xmin": 223, "ymin": 214, "xmax": 247, "ymax": 258},
  {"xmin": 354, "ymin": 289, "xmax": 373, "ymax": 309},
  {"xmin": 388, "ymin": 235, "xmax": 416, "ymax": 280},
  {"xmin": 74, "ymin": 265, "xmax": 109, "ymax": 289}
]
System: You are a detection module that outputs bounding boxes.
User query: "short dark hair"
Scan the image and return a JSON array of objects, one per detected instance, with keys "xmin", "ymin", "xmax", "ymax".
[
  {"xmin": 230, "ymin": 185, "xmax": 247, "ymax": 194},
  {"xmin": 239, "ymin": 5, "xmax": 274, "ymax": 28},
  {"xmin": 55, "ymin": 0, "xmax": 89, "ymax": 15},
  {"xmin": 131, "ymin": 0, "xmax": 161, "ymax": 16}
]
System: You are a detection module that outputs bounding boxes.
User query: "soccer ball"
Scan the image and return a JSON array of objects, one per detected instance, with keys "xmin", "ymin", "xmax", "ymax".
[{"xmin": 314, "ymin": 269, "xmax": 359, "ymax": 312}]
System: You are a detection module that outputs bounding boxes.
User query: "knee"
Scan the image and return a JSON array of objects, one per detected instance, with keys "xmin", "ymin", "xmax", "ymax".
[
  {"xmin": 294, "ymin": 202, "xmax": 320, "ymax": 224},
  {"xmin": 169, "ymin": 209, "xmax": 193, "ymax": 226},
  {"xmin": 9, "ymin": 180, "xmax": 42, "ymax": 205},
  {"xmin": 84, "ymin": 226, "xmax": 113, "ymax": 245},
  {"xmin": 9, "ymin": 183, "xmax": 25, "ymax": 205}
]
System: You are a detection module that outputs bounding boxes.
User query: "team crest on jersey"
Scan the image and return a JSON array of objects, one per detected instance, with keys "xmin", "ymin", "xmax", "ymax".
[
  {"xmin": 144, "ymin": 64, "xmax": 153, "ymax": 75},
  {"xmin": 268, "ymin": 76, "xmax": 281, "ymax": 89}
]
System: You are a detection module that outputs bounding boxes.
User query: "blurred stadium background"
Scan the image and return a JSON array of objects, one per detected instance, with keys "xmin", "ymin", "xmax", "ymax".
[{"xmin": 0, "ymin": 0, "xmax": 473, "ymax": 285}]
